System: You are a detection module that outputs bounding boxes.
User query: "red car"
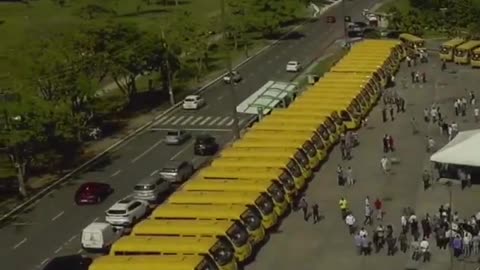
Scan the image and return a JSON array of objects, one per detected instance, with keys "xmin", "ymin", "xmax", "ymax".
[{"xmin": 75, "ymin": 182, "xmax": 113, "ymax": 205}]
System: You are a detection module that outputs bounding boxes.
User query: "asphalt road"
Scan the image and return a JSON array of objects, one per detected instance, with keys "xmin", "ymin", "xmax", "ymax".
[{"xmin": 0, "ymin": 0, "xmax": 379, "ymax": 269}]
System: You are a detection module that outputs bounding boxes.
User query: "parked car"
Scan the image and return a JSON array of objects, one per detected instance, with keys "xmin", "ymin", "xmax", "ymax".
[
  {"xmin": 286, "ymin": 61, "xmax": 301, "ymax": 72},
  {"xmin": 133, "ymin": 175, "xmax": 171, "ymax": 202},
  {"xmin": 158, "ymin": 161, "xmax": 195, "ymax": 184},
  {"xmin": 105, "ymin": 198, "xmax": 148, "ymax": 227},
  {"xmin": 74, "ymin": 182, "xmax": 113, "ymax": 205},
  {"xmin": 182, "ymin": 95, "xmax": 205, "ymax": 110},
  {"xmin": 81, "ymin": 222, "xmax": 122, "ymax": 253},
  {"xmin": 42, "ymin": 255, "xmax": 92, "ymax": 270},
  {"xmin": 223, "ymin": 71, "xmax": 242, "ymax": 84},
  {"xmin": 165, "ymin": 129, "xmax": 191, "ymax": 145},
  {"xmin": 194, "ymin": 134, "xmax": 219, "ymax": 156}
]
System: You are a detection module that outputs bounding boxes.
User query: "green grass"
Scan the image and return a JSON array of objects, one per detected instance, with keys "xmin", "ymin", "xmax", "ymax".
[
  {"xmin": 377, "ymin": 0, "xmax": 410, "ymax": 13},
  {"xmin": 0, "ymin": 0, "xmax": 222, "ymax": 77}
]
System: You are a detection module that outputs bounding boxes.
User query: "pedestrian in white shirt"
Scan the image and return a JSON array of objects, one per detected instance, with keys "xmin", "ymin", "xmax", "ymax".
[
  {"xmin": 409, "ymin": 214, "xmax": 417, "ymax": 224},
  {"xmin": 474, "ymin": 107, "xmax": 479, "ymax": 122},
  {"xmin": 345, "ymin": 213, "xmax": 356, "ymax": 234},
  {"xmin": 401, "ymin": 215, "xmax": 408, "ymax": 233},
  {"xmin": 380, "ymin": 156, "xmax": 389, "ymax": 174},
  {"xmin": 359, "ymin": 227, "xmax": 368, "ymax": 237},
  {"xmin": 464, "ymin": 232, "xmax": 472, "ymax": 257},
  {"xmin": 420, "ymin": 237, "xmax": 430, "ymax": 262}
]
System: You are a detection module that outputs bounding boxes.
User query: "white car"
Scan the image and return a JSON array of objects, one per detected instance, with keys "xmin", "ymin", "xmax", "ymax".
[
  {"xmin": 286, "ymin": 61, "xmax": 301, "ymax": 72},
  {"xmin": 105, "ymin": 198, "xmax": 148, "ymax": 227},
  {"xmin": 182, "ymin": 95, "xmax": 205, "ymax": 110}
]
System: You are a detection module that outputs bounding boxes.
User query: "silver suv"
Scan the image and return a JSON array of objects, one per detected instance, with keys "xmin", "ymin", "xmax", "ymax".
[
  {"xmin": 165, "ymin": 130, "xmax": 191, "ymax": 145},
  {"xmin": 158, "ymin": 161, "xmax": 194, "ymax": 184}
]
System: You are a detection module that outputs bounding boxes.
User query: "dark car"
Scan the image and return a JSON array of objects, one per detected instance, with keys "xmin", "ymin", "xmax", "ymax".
[
  {"xmin": 223, "ymin": 71, "xmax": 242, "ymax": 84},
  {"xmin": 194, "ymin": 135, "xmax": 219, "ymax": 156},
  {"xmin": 75, "ymin": 182, "xmax": 113, "ymax": 205},
  {"xmin": 43, "ymin": 255, "xmax": 92, "ymax": 270}
]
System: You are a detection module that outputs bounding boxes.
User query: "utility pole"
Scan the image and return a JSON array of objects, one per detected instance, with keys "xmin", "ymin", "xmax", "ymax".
[
  {"xmin": 220, "ymin": 0, "xmax": 241, "ymax": 139},
  {"xmin": 161, "ymin": 29, "xmax": 175, "ymax": 106},
  {"xmin": 341, "ymin": 0, "xmax": 349, "ymax": 47}
]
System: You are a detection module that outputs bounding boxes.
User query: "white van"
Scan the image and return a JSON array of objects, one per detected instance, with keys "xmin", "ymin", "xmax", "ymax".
[{"xmin": 81, "ymin": 222, "xmax": 122, "ymax": 253}]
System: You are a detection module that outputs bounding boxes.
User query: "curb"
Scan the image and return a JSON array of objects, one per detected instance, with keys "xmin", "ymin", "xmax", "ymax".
[{"xmin": 0, "ymin": 2, "xmax": 340, "ymax": 223}]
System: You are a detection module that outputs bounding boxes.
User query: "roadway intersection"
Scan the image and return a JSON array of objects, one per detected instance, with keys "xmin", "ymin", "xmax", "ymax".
[{"xmin": 0, "ymin": 0, "xmax": 380, "ymax": 269}]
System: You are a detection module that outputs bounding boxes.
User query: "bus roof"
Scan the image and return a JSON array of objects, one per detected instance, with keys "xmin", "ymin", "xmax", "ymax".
[
  {"xmin": 399, "ymin": 33, "xmax": 424, "ymax": 42},
  {"xmin": 183, "ymin": 179, "xmax": 276, "ymax": 193},
  {"xmin": 167, "ymin": 190, "xmax": 265, "ymax": 205},
  {"xmin": 110, "ymin": 236, "xmax": 217, "ymax": 254},
  {"xmin": 258, "ymin": 116, "xmax": 327, "ymax": 128},
  {"xmin": 89, "ymin": 255, "xmax": 206, "ymax": 270},
  {"xmin": 306, "ymin": 88, "xmax": 364, "ymax": 95},
  {"xmin": 296, "ymin": 96, "xmax": 355, "ymax": 105},
  {"xmin": 151, "ymin": 203, "xmax": 250, "ymax": 219},
  {"xmin": 132, "ymin": 219, "xmax": 234, "ymax": 236},
  {"xmin": 330, "ymin": 66, "xmax": 379, "ymax": 73},
  {"xmin": 211, "ymin": 157, "xmax": 294, "ymax": 169},
  {"xmin": 199, "ymin": 166, "xmax": 285, "ymax": 178},
  {"xmin": 358, "ymin": 39, "xmax": 402, "ymax": 46},
  {"xmin": 442, "ymin": 38, "xmax": 465, "ymax": 48},
  {"xmin": 456, "ymin": 40, "xmax": 480, "ymax": 51},
  {"xmin": 223, "ymin": 146, "xmax": 302, "ymax": 155},
  {"xmin": 268, "ymin": 110, "xmax": 337, "ymax": 119}
]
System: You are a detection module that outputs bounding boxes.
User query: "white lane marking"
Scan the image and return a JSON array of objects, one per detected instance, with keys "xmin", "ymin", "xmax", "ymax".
[
  {"xmin": 110, "ymin": 169, "xmax": 121, "ymax": 177},
  {"xmin": 149, "ymin": 128, "xmax": 232, "ymax": 132},
  {"xmin": 131, "ymin": 139, "xmax": 163, "ymax": 163},
  {"xmin": 40, "ymin": 258, "xmax": 50, "ymax": 266},
  {"xmin": 171, "ymin": 116, "xmax": 185, "ymax": 125},
  {"xmin": 12, "ymin": 238, "xmax": 27, "ymax": 249},
  {"xmin": 208, "ymin": 116, "xmax": 222, "ymax": 126},
  {"xmin": 54, "ymin": 246, "xmax": 63, "ymax": 254},
  {"xmin": 199, "ymin": 116, "xmax": 212, "ymax": 125},
  {"xmin": 217, "ymin": 95, "xmax": 224, "ymax": 101},
  {"xmin": 217, "ymin": 117, "xmax": 230, "ymax": 126},
  {"xmin": 150, "ymin": 169, "xmax": 159, "ymax": 176},
  {"xmin": 51, "ymin": 211, "xmax": 65, "ymax": 221},
  {"xmin": 227, "ymin": 119, "xmax": 235, "ymax": 126},
  {"xmin": 77, "ymin": 248, "xmax": 83, "ymax": 254},
  {"xmin": 190, "ymin": 116, "xmax": 204, "ymax": 125},
  {"xmin": 154, "ymin": 115, "xmax": 170, "ymax": 125},
  {"xmin": 170, "ymin": 141, "xmax": 195, "ymax": 161},
  {"xmin": 161, "ymin": 116, "xmax": 177, "ymax": 125},
  {"xmin": 68, "ymin": 235, "xmax": 78, "ymax": 243},
  {"xmin": 180, "ymin": 116, "xmax": 195, "ymax": 126}
]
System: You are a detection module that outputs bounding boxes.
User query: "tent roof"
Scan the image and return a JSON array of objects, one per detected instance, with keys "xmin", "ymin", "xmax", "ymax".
[{"xmin": 430, "ymin": 129, "xmax": 480, "ymax": 166}]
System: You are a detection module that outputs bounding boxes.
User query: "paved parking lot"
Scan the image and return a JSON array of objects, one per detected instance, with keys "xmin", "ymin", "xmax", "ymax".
[{"xmin": 245, "ymin": 45, "xmax": 480, "ymax": 270}]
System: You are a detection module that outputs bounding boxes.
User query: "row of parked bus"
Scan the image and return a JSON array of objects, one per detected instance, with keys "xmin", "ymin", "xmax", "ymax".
[
  {"xmin": 87, "ymin": 39, "xmax": 407, "ymax": 270},
  {"xmin": 438, "ymin": 37, "xmax": 480, "ymax": 66}
]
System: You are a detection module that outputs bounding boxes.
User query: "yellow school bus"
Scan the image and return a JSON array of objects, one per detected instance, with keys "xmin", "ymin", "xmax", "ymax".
[
  {"xmin": 150, "ymin": 203, "xmax": 266, "ymax": 246},
  {"xmin": 167, "ymin": 190, "xmax": 278, "ymax": 229},
  {"xmin": 199, "ymin": 166, "xmax": 297, "ymax": 198},
  {"xmin": 288, "ymin": 101, "xmax": 360, "ymax": 130},
  {"xmin": 439, "ymin": 38, "xmax": 466, "ymax": 61},
  {"xmin": 336, "ymin": 59, "xmax": 393, "ymax": 77},
  {"xmin": 224, "ymin": 142, "xmax": 314, "ymax": 178},
  {"xmin": 321, "ymin": 72, "xmax": 382, "ymax": 95},
  {"xmin": 182, "ymin": 178, "xmax": 289, "ymax": 216},
  {"xmin": 296, "ymin": 93, "xmax": 365, "ymax": 116},
  {"xmin": 329, "ymin": 65, "xmax": 386, "ymax": 87},
  {"xmin": 454, "ymin": 40, "xmax": 480, "ymax": 64},
  {"xmin": 132, "ymin": 219, "xmax": 252, "ymax": 263},
  {"xmin": 471, "ymin": 47, "xmax": 480, "ymax": 68},
  {"xmin": 302, "ymin": 90, "xmax": 371, "ymax": 114},
  {"xmin": 354, "ymin": 39, "xmax": 405, "ymax": 59},
  {"xmin": 399, "ymin": 33, "xmax": 425, "ymax": 51},
  {"xmin": 88, "ymin": 255, "xmax": 218, "ymax": 270},
  {"xmin": 245, "ymin": 127, "xmax": 328, "ymax": 160},
  {"xmin": 339, "ymin": 55, "xmax": 398, "ymax": 73},
  {"xmin": 110, "ymin": 236, "xmax": 237, "ymax": 270},
  {"xmin": 285, "ymin": 103, "xmax": 346, "ymax": 134},
  {"xmin": 267, "ymin": 109, "xmax": 337, "ymax": 144},
  {"xmin": 315, "ymin": 78, "xmax": 381, "ymax": 102},
  {"xmin": 261, "ymin": 112, "xmax": 336, "ymax": 146}
]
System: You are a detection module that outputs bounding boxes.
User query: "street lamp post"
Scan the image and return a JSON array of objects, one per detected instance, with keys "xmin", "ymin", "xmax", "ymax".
[
  {"xmin": 220, "ymin": 0, "xmax": 241, "ymax": 139},
  {"xmin": 341, "ymin": 0, "xmax": 349, "ymax": 46}
]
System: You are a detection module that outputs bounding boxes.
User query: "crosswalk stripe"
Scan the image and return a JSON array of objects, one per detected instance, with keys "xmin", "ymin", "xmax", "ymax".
[
  {"xmin": 190, "ymin": 116, "xmax": 204, "ymax": 125},
  {"xmin": 208, "ymin": 116, "xmax": 222, "ymax": 126},
  {"xmin": 155, "ymin": 115, "xmax": 170, "ymax": 125},
  {"xmin": 227, "ymin": 119, "xmax": 235, "ymax": 126},
  {"xmin": 180, "ymin": 116, "xmax": 195, "ymax": 126},
  {"xmin": 171, "ymin": 116, "xmax": 185, "ymax": 125},
  {"xmin": 217, "ymin": 117, "xmax": 230, "ymax": 126},
  {"xmin": 199, "ymin": 116, "xmax": 212, "ymax": 125},
  {"xmin": 162, "ymin": 116, "xmax": 177, "ymax": 125}
]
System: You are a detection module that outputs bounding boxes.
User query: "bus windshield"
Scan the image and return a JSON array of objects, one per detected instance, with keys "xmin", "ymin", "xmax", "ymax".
[
  {"xmin": 318, "ymin": 125, "xmax": 330, "ymax": 141},
  {"xmin": 226, "ymin": 221, "xmax": 249, "ymax": 247},
  {"xmin": 267, "ymin": 183, "xmax": 285, "ymax": 203},
  {"xmin": 340, "ymin": 110, "xmax": 352, "ymax": 121},
  {"xmin": 286, "ymin": 160, "xmax": 302, "ymax": 177},
  {"xmin": 278, "ymin": 170, "xmax": 296, "ymax": 190},
  {"xmin": 254, "ymin": 194, "xmax": 275, "ymax": 215},
  {"xmin": 210, "ymin": 239, "xmax": 235, "ymax": 266},
  {"xmin": 240, "ymin": 208, "xmax": 262, "ymax": 230},
  {"xmin": 196, "ymin": 257, "xmax": 219, "ymax": 270},
  {"xmin": 310, "ymin": 133, "xmax": 325, "ymax": 150},
  {"xmin": 294, "ymin": 150, "xmax": 310, "ymax": 167}
]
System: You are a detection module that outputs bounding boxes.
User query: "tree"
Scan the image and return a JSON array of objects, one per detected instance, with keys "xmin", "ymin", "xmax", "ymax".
[
  {"xmin": 387, "ymin": 6, "xmax": 403, "ymax": 30},
  {"xmin": 0, "ymin": 93, "xmax": 47, "ymax": 197},
  {"xmin": 51, "ymin": 0, "xmax": 67, "ymax": 7},
  {"xmin": 226, "ymin": 0, "xmax": 254, "ymax": 53}
]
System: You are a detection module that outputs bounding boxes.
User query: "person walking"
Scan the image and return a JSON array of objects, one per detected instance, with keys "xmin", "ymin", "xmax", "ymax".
[
  {"xmin": 381, "ymin": 156, "xmax": 390, "ymax": 174},
  {"xmin": 470, "ymin": 91, "xmax": 476, "ymax": 105},
  {"xmin": 389, "ymin": 106, "xmax": 395, "ymax": 121},
  {"xmin": 424, "ymin": 108, "xmax": 430, "ymax": 122},
  {"xmin": 401, "ymin": 214, "xmax": 408, "ymax": 233},
  {"xmin": 454, "ymin": 100, "xmax": 459, "ymax": 117},
  {"xmin": 360, "ymin": 235, "xmax": 370, "ymax": 255},
  {"xmin": 337, "ymin": 165, "xmax": 344, "ymax": 186},
  {"xmin": 463, "ymin": 231, "xmax": 472, "ymax": 257},
  {"xmin": 474, "ymin": 107, "xmax": 479, "ymax": 122},
  {"xmin": 345, "ymin": 212, "xmax": 356, "ymax": 234},
  {"xmin": 399, "ymin": 232, "xmax": 408, "ymax": 253},
  {"xmin": 387, "ymin": 235, "xmax": 396, "ymax": 256},
  {"xmin": 421, "ymin": 71, "xmax": 426, "ymax": 83},
  {"xmin": 298, "ymin": 198, "xmax": 309, "ymax": 221},
  {"xmin": 339, "ymin": 197, "xmax": 348, "ymax": 220},
  {"xmin": 453, "ymin": 235, "xmax": 463, "ymax": 257},
  {"xmin": 410, "ymin": 117, "xmax": 418, "ymax": 134},
  {"xmin": 374, "ymin": 198, "xmax": 383, "ymax": 221},
  {"xmin": 388, "ymin": 135, "xmax": 395, "ymax": 152},
  {"xmin": 410, "ymin": 71, "xmax": 415, "ymax": 82},
  {"xmin": 346, "ymin": 166, "xmax": 354, "ymax": 186},
  {"xmin": 354, "ymin": 232, "xmax": 362, "ymax": 255},
  {"xmin": 472, "ymin": 232, "xmax": 480, "ymax": 255},
  {"xmin": 383, "ymin": 135, "xmax": 389, "ymax": 153},
  {"xmin": 364, "ymin": 204, "xmax": 373, "ymax": 226},
  {"xmin": 312, "ymin": 203, "xmax": 320, "ymax": 224},
  {"xmin": 382, "ymin": 107, "xmax": 387, "ymax": 122}
]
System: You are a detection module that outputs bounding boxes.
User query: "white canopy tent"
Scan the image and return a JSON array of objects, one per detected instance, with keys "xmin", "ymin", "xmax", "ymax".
[{"xmin": 430, "ymin": 129, "xmax": 480, "ymax": 166}]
